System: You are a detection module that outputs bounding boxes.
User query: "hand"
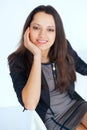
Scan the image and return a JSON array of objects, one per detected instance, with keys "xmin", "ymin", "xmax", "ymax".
[{"xmin": 24, "ymin": 27, "xmax": 41, "ymax": 56}]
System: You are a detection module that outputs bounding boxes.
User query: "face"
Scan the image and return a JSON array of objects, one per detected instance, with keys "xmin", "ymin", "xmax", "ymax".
[{"xmin": 29, "ymin": 12, "xmax": 56, "ymax": 53}]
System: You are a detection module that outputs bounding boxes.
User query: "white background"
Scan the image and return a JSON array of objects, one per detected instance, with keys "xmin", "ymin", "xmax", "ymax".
[{"xmin": 0, "ymin": 0, "xmax": 87, "ymax": 107}]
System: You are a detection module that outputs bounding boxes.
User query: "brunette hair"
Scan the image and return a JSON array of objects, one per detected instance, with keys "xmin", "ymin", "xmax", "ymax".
[{"xmin": 8, "ymin": 5, "xmax": 76, "ymax": 92}]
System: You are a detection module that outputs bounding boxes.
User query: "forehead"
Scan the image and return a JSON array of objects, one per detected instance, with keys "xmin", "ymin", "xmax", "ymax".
[{"xmin": 31, "ymin": 12, "xmax": 55, "ymax": 26}]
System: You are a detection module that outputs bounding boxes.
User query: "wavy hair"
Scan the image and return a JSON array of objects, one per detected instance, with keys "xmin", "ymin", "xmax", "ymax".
[{"xmin": 8, "ymin": 5, "xmax": 76, "ymax": 92}]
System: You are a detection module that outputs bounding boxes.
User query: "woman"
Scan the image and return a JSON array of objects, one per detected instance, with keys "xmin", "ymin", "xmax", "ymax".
[{"xmin": 8, "ymin": 5, "xmax": 87, "ymax": 130}]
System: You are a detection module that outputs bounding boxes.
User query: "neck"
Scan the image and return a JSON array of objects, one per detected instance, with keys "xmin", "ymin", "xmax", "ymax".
[
  {"xmin": 41, "ymin": 57, "xmax": 49, "ymax": 63},
  {"xmin": 41, "ymin": 51, "xmax": 49, "ymax": 63}
]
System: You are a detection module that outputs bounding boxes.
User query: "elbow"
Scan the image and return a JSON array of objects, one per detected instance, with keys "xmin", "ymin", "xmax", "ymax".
[
  {"xmin": 22, "ymin": 97, "xmax": 38, "ymax": 110},
  {"xmin": 24, "ymin": 103, "xmax": 36, "ymax": 110},
  {"xmin": 22, "ymin": 90, "xmax": 40, "ymax": 110}
]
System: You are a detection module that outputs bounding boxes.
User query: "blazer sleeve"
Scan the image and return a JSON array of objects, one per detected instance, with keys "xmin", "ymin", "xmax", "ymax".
[
  {"xmin": 9, "ymin": 57, "xmax": 28, "ymax": 107},
  {"xmin": 67, "ymin": 40, "xmax": 87, "ymax": 75}
]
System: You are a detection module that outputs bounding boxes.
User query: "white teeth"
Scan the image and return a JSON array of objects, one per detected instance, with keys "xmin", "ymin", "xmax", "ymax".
[
  {"xmin": 37, "ymin": 39, "xmax": 47, "ymax": 44},
  {"xmin": 38, "ymin": 40, "xmax": 47, "ymax": 42},
  {"xmin": 36, "ymin": 39, "xmax": 48, "ymax": 44}
]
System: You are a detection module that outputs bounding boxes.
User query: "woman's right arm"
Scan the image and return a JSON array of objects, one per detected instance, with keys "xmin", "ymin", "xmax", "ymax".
[{"xmin": 22, "ymin": 28, "xmax": 42, "ymax": 110}]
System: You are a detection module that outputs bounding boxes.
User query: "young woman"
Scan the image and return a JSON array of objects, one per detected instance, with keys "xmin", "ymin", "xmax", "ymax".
[{"xmin": 8, "ymin": 5, "xmax": 87, "ymax": 130}]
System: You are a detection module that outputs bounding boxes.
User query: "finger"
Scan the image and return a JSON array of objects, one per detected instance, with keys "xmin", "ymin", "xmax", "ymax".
[
  {"xmin": 26, "ymin": 27, "xmax": 30, "ymax": 39},
  {"xmin": 24, "ymin": 27, "xmax": 29, "ymax": 39},
  {"xmin": 24, "ymin": 28, "xmax": 31, "ymax": 49},
  {"xmin": 24, "ymin": 28, "xmax": 29, "ymax": 41}
]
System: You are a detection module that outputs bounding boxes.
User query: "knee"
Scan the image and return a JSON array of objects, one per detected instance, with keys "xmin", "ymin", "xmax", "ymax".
[
  {"xmin": 76, "ymin": 123, "xmax": 87, "ymax": 130},
  {"xmin": 81, "ymin": 113, "xmax": 87, "ymax": 128}
]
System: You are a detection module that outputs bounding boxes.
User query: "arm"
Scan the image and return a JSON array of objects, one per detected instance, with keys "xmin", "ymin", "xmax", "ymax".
[
  {"xmin": 67, "ymin": 40, "xmax": 87, "ymax": 75},
  {"xmin": 22, "ymin": 55, "xmax": 41, "ymax": 110},
  {"xmin": 22, "ymin": 28, "xmax": 42, "ymax": 110}
]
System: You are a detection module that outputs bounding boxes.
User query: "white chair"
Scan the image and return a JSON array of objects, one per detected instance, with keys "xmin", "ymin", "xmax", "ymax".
[
  {"xmin": 0, "ymin": 106, "xmax": 47, "ymax": 130},
  {"xmin": 30, "ymin": 110, "xmax": 47, "ymax": 130}
]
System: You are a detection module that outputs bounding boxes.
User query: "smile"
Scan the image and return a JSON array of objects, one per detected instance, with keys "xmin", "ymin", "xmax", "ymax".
[{"xmin": 37, "ymin": 39, "xmax": 48, "ymax": 44}]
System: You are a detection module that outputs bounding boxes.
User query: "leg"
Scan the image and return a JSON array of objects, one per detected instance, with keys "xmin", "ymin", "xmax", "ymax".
[
  {"xmin": 76, "ymin": 113, "xmax": 87, "ymax": 130},
  {"xmin": 81, "ymin": 113, "xmax": 87, "ymax": 128},
  {"xmin": 76, "ymin": 123, "xmax": 87, "ymax": 130}
]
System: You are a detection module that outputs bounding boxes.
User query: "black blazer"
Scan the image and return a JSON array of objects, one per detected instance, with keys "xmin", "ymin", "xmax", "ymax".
[{"xmin": 9, "ymin": 40, "xmax": 87, "ymax": 123}]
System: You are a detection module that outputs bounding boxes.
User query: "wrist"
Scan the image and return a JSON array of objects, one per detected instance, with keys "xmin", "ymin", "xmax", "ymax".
[{"xmin": 34, "ymin": 54, "xmax": 41, "ymax": 62}]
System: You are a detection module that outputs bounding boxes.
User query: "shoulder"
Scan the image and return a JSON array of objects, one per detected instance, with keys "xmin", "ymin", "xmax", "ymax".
[
  {"xmin": 66, "ymin": 39, "xmax": 73, "ymax": 52},
  {"xmin": 66, "ymin": 39, "xmax": 78, "ymax": 58},
  {"xmin": 8, "ymin": 52, "xmax": 26, "ymax": 72}
]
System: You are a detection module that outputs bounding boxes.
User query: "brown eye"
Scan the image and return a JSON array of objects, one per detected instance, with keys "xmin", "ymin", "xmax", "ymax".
[
  {"xmin": 33, "ymin": 26, "xmax": 40, "ymax": 30},
  {"xmin": 48, "ymin": 28, "xmax": 55, "ymax": 32}
]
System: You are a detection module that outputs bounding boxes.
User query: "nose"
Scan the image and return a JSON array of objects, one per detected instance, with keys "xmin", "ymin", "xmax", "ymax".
[{"xmin": 39, "ymin": 29, "xmax": 46, "ymax": 37}]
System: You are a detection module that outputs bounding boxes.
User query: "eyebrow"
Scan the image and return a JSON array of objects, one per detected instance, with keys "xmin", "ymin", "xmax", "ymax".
[{"xmin": 31, "ymin": 23, "xmax": 55, "ymax": 28}]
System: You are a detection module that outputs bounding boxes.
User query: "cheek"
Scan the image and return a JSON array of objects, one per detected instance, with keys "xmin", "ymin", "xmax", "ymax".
[
  {"xmin": 50, "ymin": 35, "xmax": 55, "ymax": 43},
  {"xmin": 30, "ymin": 29, "xmax": 39, "ymax": 39},
  {"xmin": 49, "ymin": 32, "xmax": 56, "ymax": 40},
  {"xmin": 29, "ymin": 32, "xmax": 36, "ymax": 43}
]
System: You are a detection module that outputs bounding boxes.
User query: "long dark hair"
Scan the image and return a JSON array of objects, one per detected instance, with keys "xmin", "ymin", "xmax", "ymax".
[{"xmin": 8, "ymin": 5, "xmax": 76, "ymax": 92}]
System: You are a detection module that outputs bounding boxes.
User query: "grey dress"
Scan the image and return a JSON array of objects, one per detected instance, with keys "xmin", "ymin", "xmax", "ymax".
[{"xmin": 42, "ymin": 63, "xmax": 87, "ymax": 130}]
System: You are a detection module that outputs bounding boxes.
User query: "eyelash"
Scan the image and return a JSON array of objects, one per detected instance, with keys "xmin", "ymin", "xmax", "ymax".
[
  {"xmin": 32, "ymin": 26, "xmax": 55, "ymax": 32},
  {"xmin": 47, "ymin": 29, "xmax": 55, "ymax": 32},
  {"xmin": 33, "ymin": 26, "xmax": 40, "ymax": 30}
]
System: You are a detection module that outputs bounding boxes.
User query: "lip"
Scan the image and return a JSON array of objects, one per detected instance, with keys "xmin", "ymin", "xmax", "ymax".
[{"xmin": 37, "ymin": 39, "xmax": 48, "ymax": 44}]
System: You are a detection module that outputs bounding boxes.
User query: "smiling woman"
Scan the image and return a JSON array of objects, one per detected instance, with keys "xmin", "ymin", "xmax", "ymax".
[
  {"xmin": 7, "ymin": 5, "xmax": 87, "ymax": 130},
  {"xmin": 26, "ymin": 12, "xmax": 56, "ymax": 58},
  {"xmin": 29, "ymin": 12, "xmax": 56, "ymax": 47}
]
